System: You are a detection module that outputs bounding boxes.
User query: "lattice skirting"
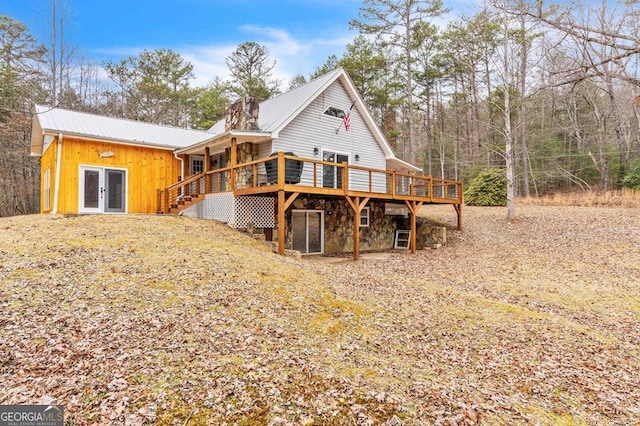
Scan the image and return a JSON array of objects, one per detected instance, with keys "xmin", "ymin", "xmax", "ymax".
[
  {"xmin": 183, "ymin": 193, "xmax": 275, "ymax": 228},
  {"xmin": 384, "ymin": 203, "xmax": 409, "ymax": 217}
]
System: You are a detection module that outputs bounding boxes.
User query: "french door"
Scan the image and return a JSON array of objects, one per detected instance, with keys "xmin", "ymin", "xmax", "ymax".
[
  {"xmin": 79, "ymin": 166, "xmax": 127, "ymax": 213},
  {"xmin": 292, "ymin": 210, "xmax": 324, "ymax": 254},
  {"xmin": 323, "ymin": 151, "xmax": 349, "ymax": 189}
]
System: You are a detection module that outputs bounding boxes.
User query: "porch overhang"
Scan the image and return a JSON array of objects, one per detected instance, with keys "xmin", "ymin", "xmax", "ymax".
[
  {"xmin": 385, "ymin": 156, "xmax": 422, "ymax": 173},
  {"xmin": 175, "ymin": 130, "xmax": 273, "ymax": 156}
]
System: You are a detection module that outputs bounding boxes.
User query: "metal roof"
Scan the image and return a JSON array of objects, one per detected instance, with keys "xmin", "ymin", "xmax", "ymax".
[{"xmin": 31, "ymin": 105, "xmax": 215, "ymax": 155}]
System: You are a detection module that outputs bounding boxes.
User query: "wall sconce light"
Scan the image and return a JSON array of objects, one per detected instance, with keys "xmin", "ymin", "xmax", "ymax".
[
  {"xmin": 355, "ymin": 154, "xmax": 360, "ymax": 162},
  {"xmin": 212, "ymin": 159, "xmax": 218, "ymax": 167},
  {"xmin": 314, "ymin": 147, "xmax": 319, "ymax": 155}
]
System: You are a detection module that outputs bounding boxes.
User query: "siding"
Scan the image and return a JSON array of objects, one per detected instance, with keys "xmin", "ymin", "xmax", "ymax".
[
  {"xmin": 56, "ymin": 138, "xmax": 181, "ymax": 214},
  {"xmin": 40, "ymin": 137, "xmax": 58, "ymax": 213},
  {"xmin": 272, "ymin": 80, "xmax": 387, "ymax": 192}
]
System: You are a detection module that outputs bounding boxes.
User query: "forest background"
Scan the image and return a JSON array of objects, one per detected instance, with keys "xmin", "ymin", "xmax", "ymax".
[{"xmin": 2, "ymin": 0, "xmax": 640, "ymax": 218}]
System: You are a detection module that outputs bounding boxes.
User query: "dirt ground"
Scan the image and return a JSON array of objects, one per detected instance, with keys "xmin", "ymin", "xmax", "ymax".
[{"xmin": 1, "ymin": 205, "xmax": 639, "ymax": 425}]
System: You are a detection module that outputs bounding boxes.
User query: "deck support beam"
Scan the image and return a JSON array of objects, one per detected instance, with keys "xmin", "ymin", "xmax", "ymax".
[
  {"xmin": 345, "ymin": 195, "xmax": 369, "ymax": 261},
  {"xmin": 405, "ymin": 200, "xmax": 424, "ymax": 254},
  {"xmin": 277, "ymin": 190, "xmax": 285, "ymax": 255},
  {"xmin": 454, "ymin": 203, "xmax": 462, "ymax": 230},
  {"xmin": 276, "ymin": 191, "xmax": 300, "ymax": 256}
]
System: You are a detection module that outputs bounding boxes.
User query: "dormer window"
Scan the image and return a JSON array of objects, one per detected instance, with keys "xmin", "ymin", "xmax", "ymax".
[{"xmin": 324, "ymin": 107, "xmax": 345, "ymax": 119}]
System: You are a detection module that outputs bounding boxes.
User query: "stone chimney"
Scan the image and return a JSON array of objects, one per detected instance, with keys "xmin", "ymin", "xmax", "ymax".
[{"xmin": 225, "ymin": 97, "xmax": 259, "ymax": 131}]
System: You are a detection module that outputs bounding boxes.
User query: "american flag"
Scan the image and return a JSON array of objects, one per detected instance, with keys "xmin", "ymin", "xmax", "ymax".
[{"xmin": 343, "ymin": 100, "xmax": 356, "ymax": 131}]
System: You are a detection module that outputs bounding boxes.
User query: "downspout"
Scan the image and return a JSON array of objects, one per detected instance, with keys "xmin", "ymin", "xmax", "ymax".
[
  {"xmin": 52, "ymin": 133, "xmax": 63, "ymax": 214},
  {"xmin": 173, "ymin": 151, "xmax": 185, "ymax": 195}
]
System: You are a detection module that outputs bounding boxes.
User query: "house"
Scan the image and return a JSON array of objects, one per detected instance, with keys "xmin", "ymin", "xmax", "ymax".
[{"xmin": 30, "ymin": 68, "xmax": 462, "ymax": 259}]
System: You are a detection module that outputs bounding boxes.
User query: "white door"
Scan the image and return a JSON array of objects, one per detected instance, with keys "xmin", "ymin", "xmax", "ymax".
[{"xmin": 79, "ymin": 166, "xmax": 127, "ymax": 213}]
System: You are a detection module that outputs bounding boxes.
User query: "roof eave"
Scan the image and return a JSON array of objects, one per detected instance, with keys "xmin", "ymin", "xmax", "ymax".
[
  {"xmin": 386, "ymin": 156, "xmax": 422, "ymax": 173},
  {"xmin": 175, "ymin": 130, "xmax": 273, "ymax": 155},
  {"xmin": 41, "ymin": 129, "xmax": 189, "ymax": 151}
]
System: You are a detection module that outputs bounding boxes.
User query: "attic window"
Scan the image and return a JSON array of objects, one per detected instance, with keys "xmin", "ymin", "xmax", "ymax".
[{"xmin": 324, "ymin": 107, "xmax": 345, "ymax": 119}]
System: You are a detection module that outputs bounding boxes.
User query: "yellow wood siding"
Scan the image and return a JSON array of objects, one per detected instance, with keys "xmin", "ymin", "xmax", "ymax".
[
  {"xmin": 40, "ymin": 138, "xmax": 58, "ymax": 213},
  {"xmin": 54, "ymin": 137, "xmax": 181, "ymax": 214}
]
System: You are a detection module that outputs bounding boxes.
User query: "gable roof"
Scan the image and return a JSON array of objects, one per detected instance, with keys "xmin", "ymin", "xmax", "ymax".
[
  {"xmin": 30, "ymin": 105, "xmax": 215, "ymax": 156},
  {"xmin": 207, "ymin": 68, "xmax": 420, "ymax": 172}
]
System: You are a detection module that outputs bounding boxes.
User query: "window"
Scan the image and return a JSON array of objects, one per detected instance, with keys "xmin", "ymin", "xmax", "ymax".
[
  {"xmin": 322, "ymin": 151, "xmax": 349, "ymax": 189},
  {"xmin": 360, "ymin": 207, "xmax": 370, "ymax": 227},
  {"xmin": 394, "ymin": 230, "xmax": 411, "ymax": 249},
  {"xmin": 43, "ymin": 167, "xmax": 51, "ymax": 211},
  {"xmin": 323, "ymin": 107, "xmax": 345, "ymax": 119}
]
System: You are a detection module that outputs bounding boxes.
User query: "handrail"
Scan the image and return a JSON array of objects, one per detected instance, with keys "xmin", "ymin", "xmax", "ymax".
[
  {"xmin": 164, "ymin": 172, "xmax": 205, "ymax": 192},
  {"xmin": 158, "ymin": 154, "xmax": 463, "ymax": 213}
]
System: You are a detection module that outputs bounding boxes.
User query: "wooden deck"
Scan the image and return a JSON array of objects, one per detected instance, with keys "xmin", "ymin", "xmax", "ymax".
[{"xmin": 158, "ymin": 152, "xmax": 463, "ymax": 259}]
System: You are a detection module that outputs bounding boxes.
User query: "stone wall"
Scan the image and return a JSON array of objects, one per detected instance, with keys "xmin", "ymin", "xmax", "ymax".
[
  {"xmin": 225, "ymin": 97, "xmax": 259, "ymax": 131},
  {"xmin": 274, "ymin": 196, "xmax": 447, "ymax": 254}
]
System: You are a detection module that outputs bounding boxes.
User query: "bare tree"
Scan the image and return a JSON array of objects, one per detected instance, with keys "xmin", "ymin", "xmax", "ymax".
[
  {"xmin": 40, "ymin": 0, "xmax": 77, "ymax": 106},
  {"xmin": 351, "ymin": 0, "xmax": 449, "ymax": 165}
]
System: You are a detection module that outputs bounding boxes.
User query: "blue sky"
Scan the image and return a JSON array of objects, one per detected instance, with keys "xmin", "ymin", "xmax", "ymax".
[{"xmin": 3, "ymin": 0, "xmax": 478, "ymax": 87}]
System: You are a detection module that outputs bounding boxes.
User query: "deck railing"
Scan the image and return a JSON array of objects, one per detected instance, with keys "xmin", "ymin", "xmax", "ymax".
[{"xmin": 157, "ymin": 152, "xmax": 462, "ymax": 214}]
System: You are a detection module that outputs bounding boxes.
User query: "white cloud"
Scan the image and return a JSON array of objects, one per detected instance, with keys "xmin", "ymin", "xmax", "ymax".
[{"xmin": 178, "ymin": 25, "xmax": 354, "ymax": 88}]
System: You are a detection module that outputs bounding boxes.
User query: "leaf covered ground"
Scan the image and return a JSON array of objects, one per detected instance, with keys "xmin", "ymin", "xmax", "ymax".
[{"xmin": 0, "ymin": 206, "xmax": 639, "ymax": 425}]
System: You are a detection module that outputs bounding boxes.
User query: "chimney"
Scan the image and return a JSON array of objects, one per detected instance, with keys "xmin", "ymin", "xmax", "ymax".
[{"xmin": 225, "ymin": 97, "xmax": 259, "ymax": 131}]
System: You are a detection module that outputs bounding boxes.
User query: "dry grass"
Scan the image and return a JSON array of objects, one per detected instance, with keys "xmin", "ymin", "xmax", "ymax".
[
  {"xmin": 1, "ymin": 208, "xmax": 639, "ymax": 425},
  {"xmin": 518, "ymin": 188, "xmax": 640, "ymax": 208}
]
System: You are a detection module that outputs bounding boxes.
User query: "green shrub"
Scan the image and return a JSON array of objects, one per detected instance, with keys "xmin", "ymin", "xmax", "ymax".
[
  {"xmin": 622, "ymin": 159, "xmax": 640, "ymax": 189},
  {"xmin": 464, "ymin": 168, "xmax": 507, "ymax": 206}
]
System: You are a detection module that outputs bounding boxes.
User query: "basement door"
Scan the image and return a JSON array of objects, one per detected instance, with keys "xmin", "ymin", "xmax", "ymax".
[
  {"xmin": 292, "ymin": 210, "xmax": 324, "ymax": 254},
  {"xmin": 79, "ymin": 166, "xmax": 127, "ymax": 213}
]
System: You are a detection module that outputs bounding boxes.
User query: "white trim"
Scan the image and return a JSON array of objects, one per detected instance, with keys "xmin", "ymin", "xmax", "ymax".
[
  {"xmin": 190, "ymin": 155, "xmax": 205, "ymax": 174},
  {"xmin": 42, "ymin": 130, "xmax": 181, "ymax": 151},
  {"xmin": 360, "ymin": 206, "xmax": 370, "ymax": 228},
  {"xmin": 321, "ymin": 149, "xmax": 350, "ymax": 189},
  {"xmin": 52, "ymin": 134, "xmax": 63, "ymax": 214},
  {"xmin": 394, "ymin": 230, "xmax": 411, "ymax": 249},
  {"xmin": 292, "ymin": 209, "xmax": 325, "ymax": 254},
  {"xmin": 43, "ymin": 167, "xmax": 51, "ymax": 211}
]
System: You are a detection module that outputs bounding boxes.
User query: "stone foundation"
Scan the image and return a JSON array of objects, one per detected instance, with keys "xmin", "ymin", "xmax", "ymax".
[{"xmin": 274, "ymin": 196, "xmax": 447, "ymax": 254}]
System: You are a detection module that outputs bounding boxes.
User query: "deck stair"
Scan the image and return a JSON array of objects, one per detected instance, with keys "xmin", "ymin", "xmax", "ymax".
[{"xmin": 156, "ymin": 194, "xmax": 202, "ymax": 215}]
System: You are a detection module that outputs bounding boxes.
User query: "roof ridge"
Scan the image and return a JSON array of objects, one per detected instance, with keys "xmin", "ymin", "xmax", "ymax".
[{"xmin": 260, "ymin": 67, "xmax": 343, "ymax": 105}]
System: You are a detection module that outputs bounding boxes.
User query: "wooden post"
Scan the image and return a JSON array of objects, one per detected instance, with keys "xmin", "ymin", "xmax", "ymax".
[
  {"xmin": 277, "ymin": 190, "xmax": 286, "ymax": 255},
  {"xmin": 252, "ymin": 164, "xmax": 258, "ymax": 187},
  {"xmin": 390, "ymin": 172, "xmax": 396, "ymax": 197},
  {"xmin": 405, "ymin": 200, "xmax": 423, "ymax": 254},
  {"xmin": 313, "ymin": 162, "xmax": 317, "ymax": 188},
  {"xmin": 454, "ymin": 204, "xmax": 462, "ymax": 230},
  {"xmin": 353, "ymin": 196, "xmax": 360, "ymax": 261},
  {"xmin": 163, "ymin": 188, "xmax": 169, "ymax": 214},
  {"xmin": 342, "ymin": 161, "xmax": 348, "ymax": 193},
  {"xmin": 277, "ymin": 152, "xmax": 285, "ymax": 190},
  {"xmin": 345, "ymin": 196, "xmax": 369, "ymax": 261},
  {"xmin": 156, "ymin": 189, "xmax": 162, "ymax": 213},
  {"xmin": 410, "ymin": 201, "xmax": 417, "ymax": 254},
  {"xmin": 204, "ymin": 147, "xmax": 211, "ymax": 193},
  {"xmin": 230, "ymin": 137, "xmax": 237, "ymax": 190}
]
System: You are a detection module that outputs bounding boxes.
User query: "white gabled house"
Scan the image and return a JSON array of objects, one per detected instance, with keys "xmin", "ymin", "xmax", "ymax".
[{"xmin": 30, "ymin": 68, "xmax": 462, "ymax": 259}]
